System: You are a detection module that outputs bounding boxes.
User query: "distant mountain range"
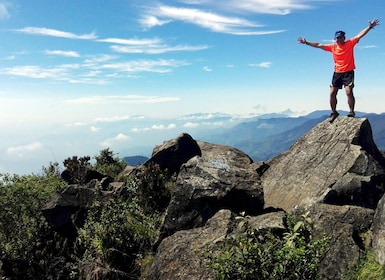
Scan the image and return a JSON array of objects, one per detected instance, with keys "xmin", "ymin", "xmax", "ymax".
[{"xmin": 195, "ymin": 110, "xmax": 385, "ymax": 162}]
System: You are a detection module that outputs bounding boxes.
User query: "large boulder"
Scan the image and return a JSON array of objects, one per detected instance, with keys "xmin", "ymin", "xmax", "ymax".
[
  {"xmin": 42, "ymin": 179, "xmax": 124, "ymax": 239},
  {"xmin": 305, "ymin": 203, "xmax": 374, "ymax": 280},
  {"xmin": 157, "ymin": 141, "xmax": 265, "ymax": 241},
  {"xmin": 145, "ymin": 133, "xmax": 202, "ymax": 175},
  {"xmin": 148, "ymin": 210, "xmax": 231, "ymax": 280},
  {"xmin": 148, "ymin": 209, "xmax": 286, "ymax": 280},
  {"xmin": 371, "ymin": 194, "xmax": 385, "ymax": 265},
  {"xmin": 262, "ymin": 117, "xmax": 385, "ymax": 212}
]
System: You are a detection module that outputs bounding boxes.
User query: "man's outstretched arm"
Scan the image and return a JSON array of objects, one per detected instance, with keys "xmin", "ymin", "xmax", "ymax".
[
  {"xmin": 355, "ymin": 18, "xmax": 380, "ymax": 41},
  {"xmin": 297, "ymin": 37, "xmax": 325, "ymax": 48}
]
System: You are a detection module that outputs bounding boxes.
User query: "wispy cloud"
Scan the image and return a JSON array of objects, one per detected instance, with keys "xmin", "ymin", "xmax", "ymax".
[
  {"xmin": 203, "ymin": 66, "xmax": 212, "ymax": 72},
  {"xmin": 141, "ymin": 5, "xmax": 284, "ymax": 35},
  {"xmin": 6, "ymin": 142, "xmax": 43, "ymax": 157},
  {"xmin": 218, "ymin": 0, "xmax": 314, "ymax": 15},
  {"xmin": 45, "ymin": 50, "xmax": 80, "ymax": 57},
  {"xmin": 0, "ymin": 2, "xmax": 10, "ymax": 20},
  {"xmin": 0, "ymin": 58, "xmax": 189, "ymax": 83},
  {"xmin": 98, "ymin": 37, "xmax": 162, "ymax": 45},
  {"xmin": 249, "ymin": 61, "xmax": 272, "ymax": 68},
  {"xmin": 66, "ymin": 95, "xmax": 180, "ymax": 105},
  {"xmin": 94, "ymin": 115, "xmax": 131, "ymax": 123},
  {"xmin": 101, "ymin": 133, "xmax": 131, "ymax": 147},
  {"xmin": 359, "ymin": 45, "xmax": 378, "ymax": 49},
  {"xmin": 110, "ymin": 43, "xmax": 209, "ymax": 54},
  {"xmin": 183, "ymin": 122, "xmax": 199, "ymax": 128},
  {"xmin": 99, "ymin": 59, "xmax": 190, "ymax": 74},
  {"xmin": 90, "ymin": 126, "xmax": 100, "ymax": 132},
  {"xmin": 15, "ymin": 27, "xmax": 97, "ymax": 40},
  {"xmin": 131, "ymin": 123, "xmax": 176, "ymax": 132},
  {"xmin": 1, "ymin": 65, "xmax": 71, "ymax": 79}
]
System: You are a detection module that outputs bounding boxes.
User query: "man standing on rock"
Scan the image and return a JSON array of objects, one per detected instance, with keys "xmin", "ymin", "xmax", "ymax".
[{"xmin": 298, "ymin": 19, "xmax": 380, "ymax": 122}]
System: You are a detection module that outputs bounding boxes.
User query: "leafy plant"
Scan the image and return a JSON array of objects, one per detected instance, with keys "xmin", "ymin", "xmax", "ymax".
[
  {"xmin": 0, "ymin": 173, "xmax": 66, "ymax": 260},
  {"xmin": 63, "ymin": 155, "xmax": 92, "ymax": 184},
  {"xmin": 207, "ymin": 212, "xmax": 330, "ymax": 280},
  {"xmin": 126, "ymin": 163, "xmax": 174, "ymax": 214},
  {"xmin": 343, "ymin": 249, "xmax": 385, "ymax": 280},
  {"xmin": 93, "ymin": 148, "xmax": 127, "ymax": 179},
  {"xmin": 76, "ymin": 197, "xmax": 157, "ymax": 278},
  {"xmin": 0, "ymin": 171, "xmax": 67, "ymax": 278}
]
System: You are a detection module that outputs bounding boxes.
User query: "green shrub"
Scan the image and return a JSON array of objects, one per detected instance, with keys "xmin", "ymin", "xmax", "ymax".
[
  {"xmin": 0, "ymin": 172, "xmax": 66, "ymax": 260},
  {"xmin": 76, "ymin": 197, "xmax": 157, "ymax": 277},
  {"xmin": 93, "ymin": 148, "xmax": 127, "ymax": 179},
  {"xmin": 343, "ymin": 249, "xmax": 385, "ymax": 280},
  {"xmin": 207, "ymin": 212, "xmax": 329, "ymax": 280},
  {"xmin": 63, "ymin": 155, "xmax": 92, "ymax": 184},
  {"xmin": 126, "ymin": 163, "xmax": 174, "ymax": 214}
]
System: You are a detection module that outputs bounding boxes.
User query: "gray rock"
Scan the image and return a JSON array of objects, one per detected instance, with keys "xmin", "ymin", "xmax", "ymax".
[
  {"xmin": 148, "ymin": 209, "xmax": 232, "ymax": 280},
  {"xmin": 145, "ymin": 133, "xmax": 202, "ymax": 175},
  {"xmin": 306, "ymin": 203, "xmax": 374, "ymax": 280},
  {"xmin": 262, "ymin": 117, "xmax": 385, "ymax": 212},
  {"xmin": 371, "ymin": 194, "xmax": 385, "ymax": 265},
  {"xmin": 158, "ymin": 141, "xmax": 264, "ymax": 241}
]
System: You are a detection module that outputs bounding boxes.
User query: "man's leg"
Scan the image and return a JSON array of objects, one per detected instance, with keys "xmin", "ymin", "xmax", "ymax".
[
  {"xmin": 330, "ymin": 86, "xmax": 338, "ymax": 113},
  {"xmin": 345, "ymin": 86, "xmax": 355, "ymax": 115}
]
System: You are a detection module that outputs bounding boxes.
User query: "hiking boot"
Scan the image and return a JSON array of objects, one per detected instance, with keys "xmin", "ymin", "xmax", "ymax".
[
  {"xmin": 347, "ymin": 112, "xmax": 355, "ymax": 117},
  {"xmin": 329, "ymin": 111, "xmax": 339, "ymax": 123}
]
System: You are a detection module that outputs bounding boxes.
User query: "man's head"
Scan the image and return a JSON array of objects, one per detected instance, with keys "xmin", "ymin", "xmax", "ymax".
[{"xmin": 334, "ymin": 30, "xmax": 345, "ymax": 45}]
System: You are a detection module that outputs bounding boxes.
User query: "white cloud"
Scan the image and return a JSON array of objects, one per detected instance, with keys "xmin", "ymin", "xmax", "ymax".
[
  {"xmin": 98, "ymin": 37, "xmax": 162, "ymax": 45},
  {"xmin": 0, "ymin": 57, "xmax": 189, "ymax": 84},
  {"xmin": 90, "ymin": 126, "xmax": 100, "ymax": 132},
  {"xmin": 15, "ymin": 27, "xmax": 97, "ymax": 40},
  {"xmin": 6, "ymin": 142, "xmax": 43, "ymax": 157},
  {"xmin": 131, "ymin": 123, "xmax": 177, "ymax": 132},
  {"xmin": 183, "ymin": 122, "xmax": 199, "ymax": 128},
  {"xmin": 140, "ymin": 15, "xmax": 172, "ymax": 28},
  {"xmin": 141, "ymin": 4, "xmax": 285, "ymax": 35},
  {"xmin": 203, "ymin": 66, "xmax": 212, "ymax": 72},
  {"xmin": 99, "ymin": 59, "xmax": 189, "ymax": 73},
  {"xmin": 45, "ymin": 50, "xmax": 80, "ymax": 57},
  {"xmin": 67, "ymin": 95, "xmax": 180, "ymax": 105},
  {"xmin": 0, "ymin": 3, "xmax": 10, "ymax": 20},
  {"xmin": 152, "ymin": 123, "xmax": 176, "ymax": 130},
  {"xmin": 100, "ymin": 133, "xmax": 131, "ymax": 147},
  {"xmin": 221, "ymin": 0, "xmax": 313, "ymax": 15},
  {"xmin": 94, "ymin": 115, "xmax": 131, "ymax": 123},
  {"xmin": 110, "ymin": 43, "xmax": 209, "ymax": 55},
  {"xmin": 359, "ymin": 45, "xmax": 377, "ymax": 49},
  {"xmin": 249, "ymin": 61, "xmax": 272, "ymax": 68},
  {"xmin": 1, "ymin": 65, "xmax": 70, "ymax": 79}
]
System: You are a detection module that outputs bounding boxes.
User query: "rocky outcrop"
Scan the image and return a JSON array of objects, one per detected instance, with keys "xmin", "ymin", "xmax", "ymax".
[
  {"xmin": 157, "ymin": 141, "xmax": 265, "ymax": 241},
  {"xmin": 149, "ymin": 117, "xmax": 385, "ymax": 280},
  {"xmin": 306, "ymin": 203, "xmax": 374, "ymax": 279},
  {"xmin": 371, "ymin": 194, "xmax": 385, "ymax": 265},
  {"xmin": 145, "ymin": 133, "xmax": 202, "ymax": 175},
  {"xmin": 42, "ymin": 179, "xmax": 124, "ymax": 239},
  {"xmin": 36, "ymin": 116, "xmax": 385, "ymax": 280},
  {"xmin": 262, "ymin": 117, "xmax": 385, "ymax": 212}
]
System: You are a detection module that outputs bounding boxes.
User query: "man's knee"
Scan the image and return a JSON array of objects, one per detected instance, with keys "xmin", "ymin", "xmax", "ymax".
[
  {"xmin": 345, "ymin": 87, "xmax": 353, "ymax": 95},
  {"xmin": 330, "ymin": 87, "xmax": 338, "ymax": 96}
]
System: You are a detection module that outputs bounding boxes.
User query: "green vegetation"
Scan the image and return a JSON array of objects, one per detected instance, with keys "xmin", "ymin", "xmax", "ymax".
[
  {"xmin": 93, "ymin": 148, "xmax": 127, "ymax": 179},
  {"xmin": 344, "ymin": 249, "xmax": 385, "ymax": 280},
  {"xmin": 206, "ymin": 212, "xmax": 330, "ymax": 280},
  {"xmin": 76, "ymin": 198, "xmax": 157, "ymax": 278},
  {"xmin": 0, "ymin": 170, "xmax": 67, "ymax": 276}
]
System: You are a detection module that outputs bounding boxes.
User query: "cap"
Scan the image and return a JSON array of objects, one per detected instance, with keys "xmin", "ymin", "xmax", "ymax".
[{"xmin": 334, "ymin": 30, "xmax": 345, "ymax": 38}]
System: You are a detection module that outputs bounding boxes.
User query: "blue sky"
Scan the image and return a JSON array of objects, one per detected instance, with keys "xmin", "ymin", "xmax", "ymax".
[{"xmin": 0, "ymin": 0, "xmax": 384, "ymax": 174}]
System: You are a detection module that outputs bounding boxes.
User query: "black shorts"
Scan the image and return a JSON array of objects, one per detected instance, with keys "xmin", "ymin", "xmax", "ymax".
[{"xmin": 330, "ymin": 70, "xmax": 355, "ymax": 89}]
